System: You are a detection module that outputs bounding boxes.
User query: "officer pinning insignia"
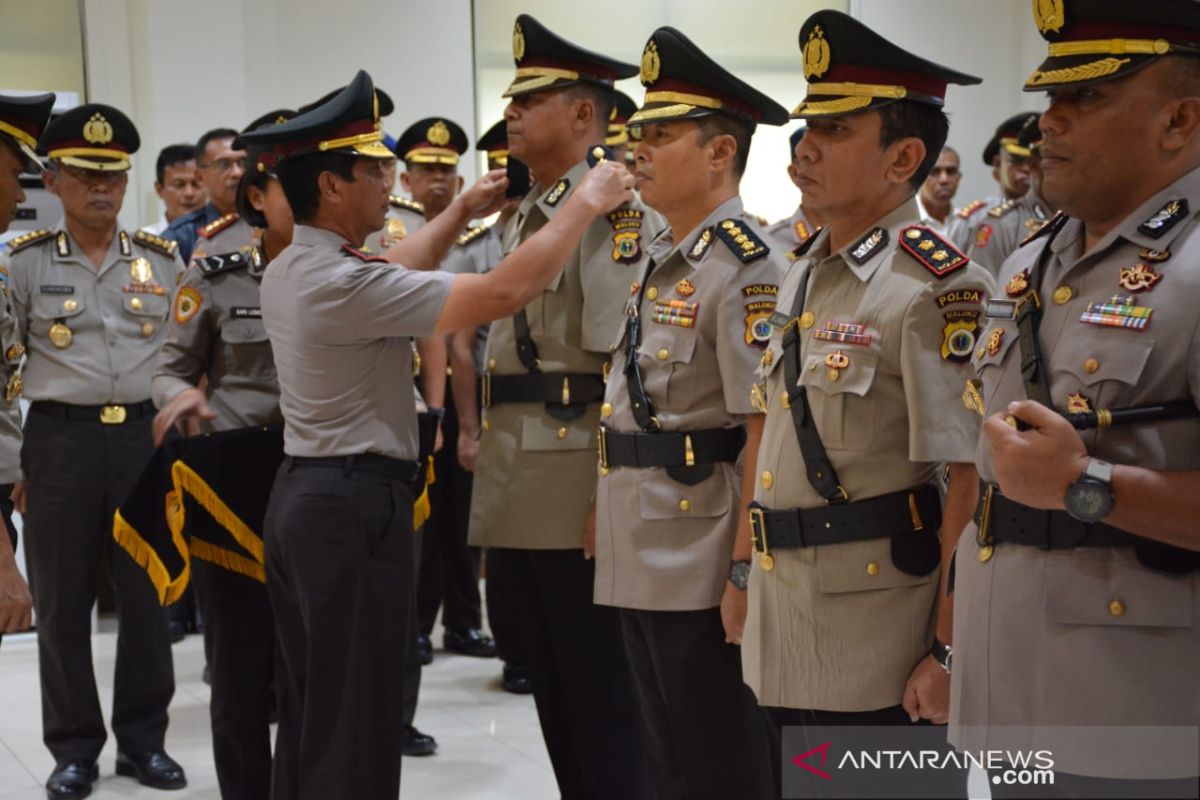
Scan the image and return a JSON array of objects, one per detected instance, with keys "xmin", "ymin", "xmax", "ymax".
[
  {"xmin": 941, "ymin": 308, "xmax": 981, "ymax": 363},
  {"xmin": 848, "ymin": 227, "xmax": 888, "ymax": 265},
  {"xmin": 813, "ymin": 321, "xmax": 872, "ymax": 346},
  {"xmin": 1119, "ymin": 262, "xmax": 1164, "ymax": 293},
  {"xmin": 7, "ymin": 228, "xmax": 53, "ymax": 252},
  {"xmin": 456, "ymin": 225, "xmax": 491, "ymax": 247},
  {"xmin": 1137, "ymin": 199, "xmax": 1189, "ymax": 238},
  {"xmin": 133, "ymin": 230, "xmax": 179, "ymax": 257},
  {"xmin": 651, "ymin": 298, "xmax": 699, "ymax": 328},
  {"xmin": 340, "ymin": 243, "xmax": 389, "ymax": 263},
  {"xmin": 900, "ymin": 226, "xmax": 968, "ymax": 278},
  {"xmin": 1080, "ymin": 293, "xmax": 1152, "ymax": 330},
  {"xmin": 1006, "ymin": 269, "xmax": 1030, "ymax": 296},
  {"xmin": 962, "ymin": 378, "xmax": 985, "ymax": 416},
  {"xmin": 545, "ymin": 179, "xmax": 569, "ymax": 206},
  {"xmin": 1067, "ymin": 392, "xmax": 1092, "ymax": 414},
  {"xmin": 688, "ymin": 227, "xmax": 714, "ymax": 260},
  {"xmin": 714, "ymin": 220, "xmax": 769, "ymax": 263},
  {"xmin": 174, "ymin": 286, "xmax": 203, "ymax": 324},
  {"xmin": 196, "ymin": 251, "xmax": 250, "ymax": 278}
]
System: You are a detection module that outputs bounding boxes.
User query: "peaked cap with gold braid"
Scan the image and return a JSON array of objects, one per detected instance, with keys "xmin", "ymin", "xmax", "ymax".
[
  {"xmin": 503, "ymin": 14, "xmax": 637, "ymax": 98},
  {"xmin": 39, "ymin": 103, "xmax": 140, "ymax": 171}
]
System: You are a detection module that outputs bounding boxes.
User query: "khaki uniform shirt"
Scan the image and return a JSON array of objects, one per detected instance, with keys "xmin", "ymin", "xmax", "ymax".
[
  {"xmin": 0, "ymin": 265, "xmax": 24, "ymax": 483},
  {"xmin": 261, "ymin": 225, "xmax": 454, "ymax": 460},
  {"xmin": 949, "ymin": 167, "xmax": 1200, "ymax": 780},
  {"xmin": 766, "ymin": 204, "xmax": 816, "ymax": 250},
  {"xmin": 5, "ymin": 225, "xmax": 183, "ymax": 404},
  {"xmin": 594, "ymin": 197, "xmax": 783, "ymax": 611},
  {"xmin": 946, "ymin": 196, "xmax": 1000, "ymax": 252},
  {"xmin": 189, "ymin": 213, "xmax": 254, "ymax": 260},
  {"xmin": 742, "ymin": 198, "xmax": 995, "ymax": 711},
  {"xmin": 468, "ymin": 160, "xmax": 663, "ymax": 550},
  {"xmin": 965, "ymin": 191, "xmax": 1053, "ymax": 277},
  {"xmin": 152, "ymin": 241, "xmax": 281, "ymax": 431},
  {"xmin": 362, "ymin": 196, "xmax": 426, "ymax": 255}
]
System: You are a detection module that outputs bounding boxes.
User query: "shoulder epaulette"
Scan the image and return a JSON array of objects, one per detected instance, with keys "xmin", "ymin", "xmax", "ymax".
[
  {"xmin": 713, "ymin": 219, "xmax": 770, "ymax": 263},
  {"xmin": 133, "ymin": 229, "xmax": 179, "ymax": 257},
  {"xmin": 899, "ymin": 225, "xmax": 969, "ymax": 279},
  {"xmin": 1020, "ymin": 210, "xmax": 1067, "ymax": 247},
  {"xmin": 194, "ymin": 250, "xmax": 251, "ymax": 278},
  {"xmin": 341, "ymin": 243, "xmax": 389, "ymax": 263},
  {"xmin": 457, "ymin": 225, "xmax": 491, "ymax": 247},
  {"xmin": 787, "ymin": 228, "xmax": 823, "ymax": 262},
  {"xmin": 198, "ymin": 212, "xmax": 240, "ymax": 239},
  {"xmin": 988, "ymin": 199, "xmax": 1017, "ymax": 218},
  {"xmin": 390, "ymin": 196, "xmax": 424, "ymax": 214},
  {"xmin": 956, "ymin": 199, "xmax": 987, "ymax": 219},
  {"xmin": 6, "ymin": 228, "xmax": 54, "ymax": 253}
]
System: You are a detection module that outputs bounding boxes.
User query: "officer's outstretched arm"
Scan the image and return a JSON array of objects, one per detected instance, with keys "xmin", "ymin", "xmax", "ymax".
[
  {"xmin": 383, "ymin": 170, "xmax": 509, "ymax": 270},
  {"xmin": 433, "ymin": 161, "xmax": 634, "ymax": 335}
]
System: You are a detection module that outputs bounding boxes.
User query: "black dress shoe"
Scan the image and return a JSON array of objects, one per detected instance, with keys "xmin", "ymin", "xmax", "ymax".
[
  {"xmin": 46, "ymin": 761, "xmax": 98, "ymax": 799},
  {"xmin": 501, "ymin": 664, "xmax": 533, "ymax": 695},
  {"xmin": 443, "ymin": 628, "xmax": 497, "ymax": 658},
  {"xmin": 402, "ymin": 725, "xmax": 438, "ymax": 757},
  {"xmin": 417, "ymin": 634, "xmax": 433, "ymax": 666},
  {"xmin": 115, "ymin": 750, "xmax": 187, "ymax": 790}
]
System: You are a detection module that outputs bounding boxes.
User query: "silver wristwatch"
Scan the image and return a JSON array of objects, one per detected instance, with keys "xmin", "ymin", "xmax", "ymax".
[
  {"xmin": 1064, "ymin": 458, "xmax": 1115, "ymax": 523},
  {"xmin": 729, "ymin": 560, "xmax": 751, "ymax": 590}
]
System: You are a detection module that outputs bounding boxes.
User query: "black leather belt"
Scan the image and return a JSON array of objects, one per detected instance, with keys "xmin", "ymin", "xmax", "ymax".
[
  {"xmin": 480, "ymin": 372, "xmax": 605, "ymax": 409},
  {"xmin": 750, "ymin": 485, "xmax": 943, "ymax": 553},
  {"xmin": 597, "ymin": 425, "xmax": 746, "ymax": 469},
  {"xmin": 286, "ymin": 454, "xmax": 420, "ymax": 484},
  {"xmin": 975, "ymin": 484, "xmax": 1136, "ymax": 549},
  {"xmin": 30, "ymin": 399, "xmax": 155, "ymax": 424}
]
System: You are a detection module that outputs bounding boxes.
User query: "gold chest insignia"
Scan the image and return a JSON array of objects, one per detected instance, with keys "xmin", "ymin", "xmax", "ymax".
[{"xmin": 130, "ymin": 257, "xmax": 153, "ymax": 285}]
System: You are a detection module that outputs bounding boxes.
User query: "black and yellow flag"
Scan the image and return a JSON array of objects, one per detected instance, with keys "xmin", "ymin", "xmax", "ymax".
[{"xmin": 113, "ymin": 425, "xmax": 284, "ymax": 606}]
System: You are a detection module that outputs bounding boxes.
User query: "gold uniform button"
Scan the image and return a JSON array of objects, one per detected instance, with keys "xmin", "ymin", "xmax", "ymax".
[
  {"xmin": 977, "ymin": 544, "xmax": 995, "ymax": 563},
  {"xmin": 1084, "ymin": 357, "xmax": 1100, "ymax": 374},
  {"xmin": 976, "ymin": 347, "xmax": 986, "ymax": 361},
  {"xmin": 482, "ymin": 419, "xmax": 490, "ymax": 432},
  {"xmin": 557, "ymin": 427, "xmax": 567, "ymax": 440},
  {"xmin": 63, "ymin": 299, "xmax": 78, "ymax": 312},
  {"xmin": 600, "ymin": 402, "xmax": 613, "ymax": 418},
  {"xmin": 599, "ymin": 466, "xmax": 610, "ymax": 477},
  {"xmin": 679, "ymin": 498, "xmax": 691, "ymax": 512},
  {"xmin": 1052, "ymin": 285, "xmax": 1073, "ymax": 305},
  {"xmin": 799, "ymin": 311, "xmax": 816, "ymax": 329},
  {"xmin": 657, "ymin": 348, "xmax": 669, "ymax": 361},
  {"xmin": 866, "ymin": 561, "xmax": 880, "ymax": 577},
  {"xmin": 1109, "ymin": 599, "xmax": 1126, "ymax": 617},
  {"xmin": 487, "ymin": 358, "xmax": 496, "ymax": 370},
  {"xmin": 645, "ymin": 286, "xmax": 659, "ymax": 301},
  {"xmin": 761, "ymin": 471, "xmax": 774, "ymax": 490},
  {"xmin": 130, "ymin": 297, "xmax": 144, "ymax": 310},
  {"xmin": 141, "ymin": 322, "xmax": 155, "ymax": 337}
]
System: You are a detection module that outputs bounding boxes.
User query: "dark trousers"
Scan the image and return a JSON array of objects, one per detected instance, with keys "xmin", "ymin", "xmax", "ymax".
[
  {"xmin": 0, "ymin": 482, "xmax": 15, "ymax": 651},
  {"xmin": 21, "ymin": 409, "xmax": 174, "ymax": 762},
  {"xmin": 765, "ymin": 705, "xmax": 967, "ymax": 799},
  {"xmin": 989, "ymin": 768, "xmax": 1199, "ymax": 799},
  {"xmin": 402, "ymin": 529, "xmax": 423, "ymax": 727},
  {"xmin": 265, "ymin": 460, "xmax": 414, "ymax": 800},
  {"xmin": 621, "ymin": 607, "xmax": 774, "ymax": 800},
  {"xmin": 487, "ymin": 547, "xmax": 651, "ymax": 800},
  {"xmin": 416, "ymin": 396, "xmax": 483, "ymax": 636},
  {"xmin": 193, "ymin": 559, "xmax": 276, "ymax": 800},
  {"xmin": 485, "ymin": 547, "xmax": 528, "ymax": 670}
]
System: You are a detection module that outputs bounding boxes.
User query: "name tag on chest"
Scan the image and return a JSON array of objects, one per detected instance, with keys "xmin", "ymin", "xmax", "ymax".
[
  {"xmin": 39, "ymin": 285, "xmax": 74, "ymax": 295},
  {"xmin": 230, "ymin": 307, "xmax": 262, "ymax": 319}
]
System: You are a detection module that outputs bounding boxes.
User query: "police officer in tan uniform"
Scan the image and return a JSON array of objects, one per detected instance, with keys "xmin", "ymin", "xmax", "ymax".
[
  {"xmin": 150, "ymin": 109, "xmax": 294, "ymax": 800},
  {"xmin": 967, "ymin": 118, "xmax": 1054, "ymax": 277},
  {"xmin": 465, "ymin": 16, "xmax": 661, "ymax": 798},
  {"xmin": 946, "ymin": 112, "xmax": 1038, "ymax": 251},
  {"xmin": 766, "ymin": 126, "xmax": 819, "ymax": 249},
  {"xmin": 165, "ymin": 128, "xmax": 253, "ymax": 263},
  {"xmin": 240, "ymin": 69, "xmax": 634, "ymax": 799},
  {"xmin": 0, "ymin": 92, "xmax": 54, "ymax": 649},
  {"xmin": 736, "ymin": 12, "xmax": 995, "ymax": 795},
  {"xmin": 5, "ymin": 104, "xmax": 187, "ymax": 798},
  {"xmin": 592, "ymin": 27, "xmax": 785, "ymax": 799},
  {"xmin": 189, "ymin": 208, "xmax": 254, "ymax": 261},
  {"xmin": 952, "ymin": 3, "xmax": 1200, "ymax": 796}
]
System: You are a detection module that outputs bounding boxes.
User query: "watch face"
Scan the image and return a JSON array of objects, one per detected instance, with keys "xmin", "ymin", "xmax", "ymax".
[{"xmin": 1067, "ymin": 479, "xmax": 1112, "ymax": 521}]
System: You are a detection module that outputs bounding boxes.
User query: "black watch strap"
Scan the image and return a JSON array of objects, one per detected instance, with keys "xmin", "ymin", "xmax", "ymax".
[{"xmin": 930, "ymin": 638, "xmax": 952, "ymax": 673}]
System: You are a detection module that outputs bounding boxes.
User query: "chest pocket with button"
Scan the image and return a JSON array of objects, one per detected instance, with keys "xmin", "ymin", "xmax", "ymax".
[
  {"xmin": 31, "ymin": 291, "xmax": 86, "ymax": 338},
  {"xmin": 219, "ymin": 312, "xmax": 274, "ymax": 380},
  {"xmin": 816, "ymin": 538, "xmax": 934, "ymax": 594},
  {"xmin": 637, "ymin": 466, "xmax": 732, "ymax": 521},
  {"xmin": 1052, "ymin": 334, "xmax": 1153, "ymax": 407},
  {"xmin": 798, "ymin": 343, "xmax": 879, "ymax": 451},
  {"xmin": 638, "ymin": 324, "xmax": 697, "ymax": 411},
  {"xmin": 1044, "ymin": 550, "xmax": 1192, "ymax": 628}
]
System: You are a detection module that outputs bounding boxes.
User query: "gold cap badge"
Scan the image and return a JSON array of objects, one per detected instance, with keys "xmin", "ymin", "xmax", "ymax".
[
  {"xmin": 513, "ymin": 21, "xmax": 526, "ymax": 61},
  {"xmin": 83, "ymin": 113, "xmax": 113, "ymax": 145},
  {"xmin": 803, "ymin": 25, "xmax": 831, "ymax": 80},
  {"xmin": 1033, "ymin": 0, "xmax": 1065, "ymax": 35},
  {"xmin": 427, "ymin": 120, "xmax": 451, "ymax": 147},
  {"xmin": 640, "ymin": 40, "xmax": 661, "ymax": 85}
]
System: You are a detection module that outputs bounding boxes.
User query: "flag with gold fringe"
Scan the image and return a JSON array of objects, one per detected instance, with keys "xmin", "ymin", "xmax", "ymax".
[{"xmin": 113, "ymin": 425, "xmax": 284, "ymax": 606}]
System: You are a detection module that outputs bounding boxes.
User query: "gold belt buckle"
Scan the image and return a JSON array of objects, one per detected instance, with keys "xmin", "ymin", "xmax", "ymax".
[
  {"xmin": 100, "ymin": 404, "xmax": 127, "ymax": 424},
  {"xmin": 749, "ymin": 507, "xmax": 774, "ymax": 572},
  {"xmin": 597, "ymin": 425, "xmax": 609, "ymax": 469},
  {"xmin": 977, "ymin": 484, "xmax": 996, "ymax": 562},
  {"xmin": 481, "ymin": 373, "xmax": 492, "ymax": 409}
]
